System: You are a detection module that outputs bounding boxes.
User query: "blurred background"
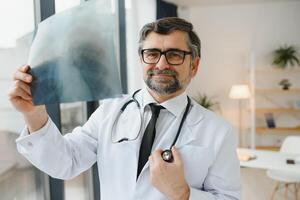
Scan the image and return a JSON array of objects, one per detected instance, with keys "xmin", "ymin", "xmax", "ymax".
[{"xmin": 0, "ymin": 0, "xmax": 299, "ymax": 199}]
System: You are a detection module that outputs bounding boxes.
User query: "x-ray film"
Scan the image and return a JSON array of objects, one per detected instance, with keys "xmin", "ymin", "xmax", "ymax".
[{"xmin": 28, "ymin": 1, "xmax": 122, "ymax": 105}]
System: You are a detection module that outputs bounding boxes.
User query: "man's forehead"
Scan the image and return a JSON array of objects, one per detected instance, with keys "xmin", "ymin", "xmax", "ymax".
[{"xmin": 142, "ymin": 31, "xmax": 189, "ymax": 49}]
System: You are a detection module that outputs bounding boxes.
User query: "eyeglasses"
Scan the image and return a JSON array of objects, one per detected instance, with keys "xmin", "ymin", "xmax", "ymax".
[{"xmin": 141, "ymin": 48, "xmax": 192, "ymax": 65}]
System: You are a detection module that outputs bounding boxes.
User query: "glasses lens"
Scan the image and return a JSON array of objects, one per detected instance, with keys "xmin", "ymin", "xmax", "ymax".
[
  {"xmin": 143, "ymin": 49, "xmax": 161, "ymax": 64},
  {"xmin": 166, "ymin": 50, "xmax": 185, "ymax": 65}
]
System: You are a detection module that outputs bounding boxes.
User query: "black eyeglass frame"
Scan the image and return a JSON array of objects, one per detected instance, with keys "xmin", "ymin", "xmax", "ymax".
[{"xmin": 140, "ymin": 48, "xmax": 192, "ymax": 65}]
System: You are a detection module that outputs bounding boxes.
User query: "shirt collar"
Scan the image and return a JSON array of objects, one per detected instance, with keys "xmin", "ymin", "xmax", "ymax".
[{"xmin": 136, "ymin": 88, "xmax": 188, "ymax": 117}]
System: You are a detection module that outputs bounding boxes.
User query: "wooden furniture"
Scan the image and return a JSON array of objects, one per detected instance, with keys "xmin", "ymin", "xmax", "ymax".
[{"xmin": 249, "ymin": 66, "xmax": 300, "ymax": 150}]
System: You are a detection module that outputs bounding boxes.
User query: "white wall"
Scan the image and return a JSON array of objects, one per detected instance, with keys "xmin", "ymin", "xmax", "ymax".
[
  {"xmin": 180, "ymin": 4, "xmax": 300, "ymax": 199},
  {"xmin": 179, "ymin": 1, "xmax": 300, "ymax": 142}
]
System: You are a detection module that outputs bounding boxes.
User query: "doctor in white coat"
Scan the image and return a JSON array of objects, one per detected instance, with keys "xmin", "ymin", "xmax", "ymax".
[{"xmin": 9, "ymin": 17, "xmax": 241, "ymax": 200}]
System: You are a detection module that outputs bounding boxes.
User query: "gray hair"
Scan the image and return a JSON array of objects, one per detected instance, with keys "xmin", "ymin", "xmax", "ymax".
[{"xmin": 138, "ymin": 17, "xmax": 201, "ymax": 59}]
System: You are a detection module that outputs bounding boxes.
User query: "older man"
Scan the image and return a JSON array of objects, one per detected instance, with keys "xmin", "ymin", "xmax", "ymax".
[{"xmin": 9, "ymin": 17, "xmax": 240, "ymax": 200}]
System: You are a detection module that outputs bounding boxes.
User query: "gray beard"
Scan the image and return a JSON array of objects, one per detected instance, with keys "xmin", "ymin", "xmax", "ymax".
[{"xmin": 145, "ymin": 76, "xmax": 181, "ymax": 95}]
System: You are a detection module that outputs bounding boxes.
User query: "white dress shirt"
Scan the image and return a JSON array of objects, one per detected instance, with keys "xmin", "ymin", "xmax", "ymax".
[{"xmin": 16, "ymin": 88, "xmax": 241, "ymax": 200}]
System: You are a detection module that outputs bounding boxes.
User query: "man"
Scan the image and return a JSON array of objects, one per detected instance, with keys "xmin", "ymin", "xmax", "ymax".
[{"xmin": 9, "ymin": 17, "xmax": 240, "ymax": 199}]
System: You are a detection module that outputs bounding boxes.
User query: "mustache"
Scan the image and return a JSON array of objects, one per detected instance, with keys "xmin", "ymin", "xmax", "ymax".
[{"xmin": 147, "ymin": 69, "xmax": 177, "ymax": 76}]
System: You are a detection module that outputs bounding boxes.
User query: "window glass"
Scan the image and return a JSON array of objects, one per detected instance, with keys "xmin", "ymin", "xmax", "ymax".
[
  {"xmin": 0, "ymin": 1, "xmax": 49, "ymax": 200},
  {"xmin": 55, "ymin": 0, "xmax": 81, "ymax": 14},
  {"xmin": 61, "ymin": 102, "xmax": 93, "ymax": 200}
]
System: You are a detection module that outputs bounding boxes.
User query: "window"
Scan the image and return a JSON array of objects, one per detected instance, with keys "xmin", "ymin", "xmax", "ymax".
[
  {"xmin": 55, "ymin": 0, "xmax": 81, "ymax": 14},
  {"xmin": 0, "ymin": 1, "xmax": 49, "ymax": 199},
  {"xmin": 60, "ymin": 102, "xmax": 93, "ymax": 200}
]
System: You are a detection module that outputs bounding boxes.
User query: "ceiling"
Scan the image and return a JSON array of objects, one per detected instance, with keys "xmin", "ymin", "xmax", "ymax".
[{"xmin": 164, "ymin": 0, "xmax": 299, "ymax": 7}]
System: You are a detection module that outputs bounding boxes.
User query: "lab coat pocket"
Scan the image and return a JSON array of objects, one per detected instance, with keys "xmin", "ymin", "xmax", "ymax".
[{"xmin": 179, "ymin": 145, "xmax": 214, "ymax": 188}]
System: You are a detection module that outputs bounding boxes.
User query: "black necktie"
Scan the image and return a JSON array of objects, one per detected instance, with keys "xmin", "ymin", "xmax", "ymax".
[{"xmin": 137, "ymin": 104, "xmax": 164, "ymax": 179}]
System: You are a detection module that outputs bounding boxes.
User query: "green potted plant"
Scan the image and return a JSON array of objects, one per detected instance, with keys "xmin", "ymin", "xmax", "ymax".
[
  {"xmin": 272, "ymin": 45, "xmax": 300, "ymax": 69},
  {"xmin": 279, "ymin": 79, "xmax": 292, "ymax": 90},
  {"xmin": 192, "ymin": 93, "xmax": 218, "ymax": 111}
]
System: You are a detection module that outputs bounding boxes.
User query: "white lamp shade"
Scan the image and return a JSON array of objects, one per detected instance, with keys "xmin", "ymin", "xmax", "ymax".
[{"xmin": 229, "ymin": 84, "xmax": 251, "ymax": 99}]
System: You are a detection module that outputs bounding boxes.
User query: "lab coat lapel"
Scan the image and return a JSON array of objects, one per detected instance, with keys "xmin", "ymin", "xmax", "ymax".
[{"xmin": 176, "ymin": 103, "xmax": 205, "ymax": 148}]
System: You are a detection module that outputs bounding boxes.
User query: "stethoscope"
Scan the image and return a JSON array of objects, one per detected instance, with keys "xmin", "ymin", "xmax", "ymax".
[{"xmin": 111, "ymin": 89, "xmax": 191, "ymax": 163}]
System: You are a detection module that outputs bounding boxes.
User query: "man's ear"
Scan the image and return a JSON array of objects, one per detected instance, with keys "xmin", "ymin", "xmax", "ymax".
[{"xmin": 191, "ymin": 57, "xmax": 200, "ymax": 77}]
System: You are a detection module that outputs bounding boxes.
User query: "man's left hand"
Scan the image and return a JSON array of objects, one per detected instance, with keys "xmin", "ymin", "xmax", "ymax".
[{"xmin": 149, "ymin": 147, "xmax": 190, "ymax": 200}]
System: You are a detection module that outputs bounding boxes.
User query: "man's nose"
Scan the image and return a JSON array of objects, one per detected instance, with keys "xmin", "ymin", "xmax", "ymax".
[{"xmin": 155, "ymin": 54, "xmax": 170, "ymax": 70}]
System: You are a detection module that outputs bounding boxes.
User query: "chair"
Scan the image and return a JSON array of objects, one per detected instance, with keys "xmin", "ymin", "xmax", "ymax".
[{"xmin": 267, "ymin": 136, "xmax": 300, "ymax": 200}]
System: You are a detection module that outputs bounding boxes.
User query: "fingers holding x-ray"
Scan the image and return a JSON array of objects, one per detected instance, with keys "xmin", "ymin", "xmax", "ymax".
[{"xmin": 13, "ymin": 65, "xmax": 32, "ymax": 83}]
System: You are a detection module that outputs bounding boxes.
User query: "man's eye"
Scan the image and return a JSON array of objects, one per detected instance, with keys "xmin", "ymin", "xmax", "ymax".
[
  {"xmin": 167, "ymin": 51, "xmax": 183, "ymax": 59},
  {"xmin": 145, "ymin": 52, "xmax": 159, "ymax": 58}
]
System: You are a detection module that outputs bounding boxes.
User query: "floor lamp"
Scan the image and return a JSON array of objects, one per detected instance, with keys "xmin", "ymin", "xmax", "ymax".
[{"xmin": 229, "ymin": 84, "xmax": 251, "ymax": 147}]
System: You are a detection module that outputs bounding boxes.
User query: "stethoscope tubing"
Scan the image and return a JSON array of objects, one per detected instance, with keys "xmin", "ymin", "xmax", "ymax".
[
  {"xmin": 112, "ymin": 89, "xmax": 192, "ymax": 162},
  {"xmin": 111, "ymin": 90, "xmax": 142, "ymax": 143},
  {"xmin": 170, "ymin": 96, "xmax": 191, "ymax": 148},
  {"xmin": 161, "ymin": 96, "xmax": 191, "ymax": 162}
]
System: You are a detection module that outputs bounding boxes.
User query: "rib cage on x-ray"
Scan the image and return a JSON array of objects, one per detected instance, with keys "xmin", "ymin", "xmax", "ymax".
[{"xmin": 28, "ymin": 0, "xmax": 122, "ymax": 105}]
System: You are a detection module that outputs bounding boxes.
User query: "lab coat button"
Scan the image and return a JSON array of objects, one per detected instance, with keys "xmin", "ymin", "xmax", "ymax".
[{"xmin": 27, "ymin": 142, "xmax": 33, "ymax": 147}]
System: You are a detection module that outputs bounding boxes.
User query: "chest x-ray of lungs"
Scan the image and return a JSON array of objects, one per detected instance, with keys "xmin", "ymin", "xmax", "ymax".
[{"xmin": 28, "ymin": 0, "xmax": 122, "ymax": 105}]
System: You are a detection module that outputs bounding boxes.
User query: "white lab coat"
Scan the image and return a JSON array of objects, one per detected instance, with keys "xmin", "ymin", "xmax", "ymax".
[{"xmin": 16, "ymin": 90, "xmax": 241, "ymax": 200}]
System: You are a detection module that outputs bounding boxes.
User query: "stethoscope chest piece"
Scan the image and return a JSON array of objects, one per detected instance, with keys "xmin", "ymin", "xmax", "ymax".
[
  {"xmin": 161, "ymin": 149, "xmax": 173, "ymax": 163},
  {"xmin": 160, "ymin": 96, "xmax": 191, "ymax": 163}
]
